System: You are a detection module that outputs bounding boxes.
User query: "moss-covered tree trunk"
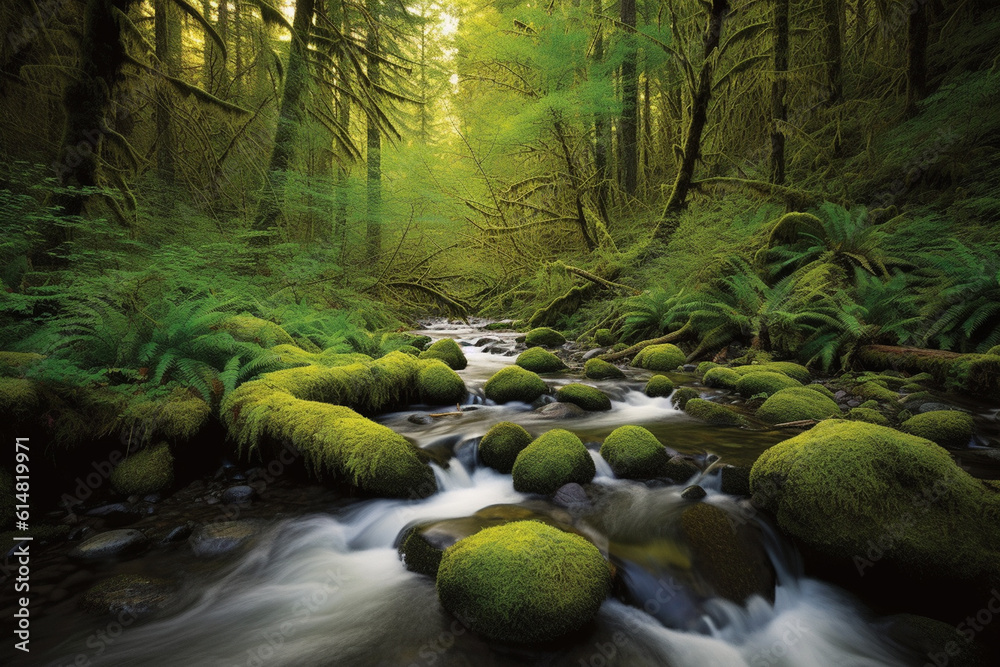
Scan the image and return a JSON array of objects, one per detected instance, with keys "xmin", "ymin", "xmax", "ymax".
[
  {"xmin": 155, "ymin": 0, "xmax": 181, "ymax": 186},
  {"xmin": 365, "ymin": 0, "xmax": 382, "ymax": 264},
  {"xmin": 905, "ymin": 3, "xmax": 928, "ymax": 115},
  {"xmin": 822, "ymin": 0, "xmax": 842, "ymax": 104},
  {"xmin": 619, "ymin": 0, "xmax": 638, "ymax": 196},
  {"xmin": 592, "ymin": 0, "xmax": 609, "ymax": 222},
  {"xmin": 770, "ymin": 0, "xmax": 789, "ymax": 184}
]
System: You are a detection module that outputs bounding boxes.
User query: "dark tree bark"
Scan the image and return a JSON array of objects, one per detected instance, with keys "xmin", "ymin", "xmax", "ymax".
[
  {"xmin": 619, "ymin": 0, "xmax": 638, "ymax": 196},
  {"xmin": 365, "ymin": 0, "xmax": 382, "ymax": 263},
  {"xmin": 770, "ymin": 0, "xmax": 790, "ymax": 184},
  {"xmin": 656, "ymin": 0, "xmax": 730, "ymax": 236},
  {"xmin": 155, "ymin": 0, "xmax": 181, "ymax": 186},
  {"xmin": 592, "ymin": 0, "xmax": 609, "ymax": 222},
  {"xmin": 906, "ymin": 3, "xmax": 928, "ymax": 115},
  {"xmin": 823, "ymin": 0, "xmax": 842, "ymax": 104}
]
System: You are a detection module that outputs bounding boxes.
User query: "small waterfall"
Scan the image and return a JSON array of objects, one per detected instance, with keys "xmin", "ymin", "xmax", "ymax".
[{"xmin": 590, "ymin": 449, "xmax": 616, "ymax": 478}]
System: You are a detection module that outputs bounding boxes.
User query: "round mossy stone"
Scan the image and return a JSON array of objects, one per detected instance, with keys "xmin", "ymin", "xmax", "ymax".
[
  {"xmin": 900, "ymin": 410, "xmax": 974, "ymax": 448},
  {"xmin": 731, "ymin": 362, "xmax": 811, "ymax": 384},
  {"xmin": 512, "ymin": 429, "xmax": 596, "ymax": 494},
  {"xmin": 735, "ymin": 371, "xmax": 802, "ymax": 398},
  {"xmin": 524, "ymin": 327, "xmax": 566, "ymax": 348},
  {"xmin": 600, "ymin": 425, "xmax": 669, "ymax": 479},
  {"xmin": 110, "ymin": 443, "xmax": 174, "ymax": 496},
  {"xmin": 417, "ymin": 360, "xmax": 467, "ymax": 405},
  {"xmin": 848, "ymin": 407, "xmax": 890, "ymax": 426},
  {"xmin": 804, "ymin": 383, "xmax": 836, "ymax": 399},
  {"xmin": 418, "ymin": 338, "xmax": 468, "ymax": 370},
  {"xmin": 696, "ymin": 361, "xmax": 719, "ymax": 377},
  {"xmin": 484, "ymin": 366, "xmax": 548, "ymax": 404},
  {"xmin": 644, "ymin": 375, "xmax": 675, "ymax": 398},
  {"xmin": 555, "ymin": 383, "xmax": 612, "ymax": 411},
  {"xmin": 516, "ymin": 347, "xmax": 567, "ymax": 373},
  {"xmin": 756, "ymin": 387, "xmax": 840, "ymax": 424},
  {"xmin": 584, "ymin": 358, "xmax": 625, "ymax": 380},
  {"xmin": 631, "ymin": 344, "xmax": 686, "ymax": 372},
  {"xmin": 703, "ymin": 367, "xmax": 741, "ymax": 390},
  {"xmin": 671, "ymin": 387, "xmax": 699, "ymax": 410},
  {"xmin": 479, "ymin": 422, "xmax": 533, "ymax": 473},
  {"xmin": 685, "ymin": 398, "xmax": 745, "ymax": 427},
  {"xmin": 594, "ymin": 329, "xmax": 616, "ymax": 347},
  {"xmin": 436, "ymin": 521, "xmax": 611, "ymax": 644},
  {"xmin": 852, "ymin": 381, "xmax": 898, "ymax": 402}
]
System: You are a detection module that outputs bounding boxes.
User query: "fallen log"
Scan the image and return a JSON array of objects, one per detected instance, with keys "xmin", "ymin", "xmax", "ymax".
[{"xmin": 857, "ymin": 345, "xmax": 1000, "ymax": 398}]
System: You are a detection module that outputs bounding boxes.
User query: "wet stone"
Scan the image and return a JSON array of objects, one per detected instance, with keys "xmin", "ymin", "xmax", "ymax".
[
  {"xmin": 221, "ymin": 485, "xmax": 255, "ymax": 505},
  {"xmin": 68, "ymin": 529, "xmax": 149, "ymax": 561},
  {"xmin": 681, "ymin": 485, "xmax": 707, "ymax": 501},
  {"xmin": 189, "ymin": 520, "xmax": 263, "ymax": 557},
  {"xmin": 553, "ymin": 483, "xmax": 591, "ymax": 511}
]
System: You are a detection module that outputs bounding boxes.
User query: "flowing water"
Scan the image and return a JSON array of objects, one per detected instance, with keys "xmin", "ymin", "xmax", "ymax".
[{"xmin": 31, "ymin": 321, "xmax": 928, "ymax": 666}]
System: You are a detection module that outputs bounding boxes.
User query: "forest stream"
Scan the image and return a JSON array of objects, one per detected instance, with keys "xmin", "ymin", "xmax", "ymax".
[{"xmin": 16, "ymin": 321, "xmax": 996, "ymax": 667}]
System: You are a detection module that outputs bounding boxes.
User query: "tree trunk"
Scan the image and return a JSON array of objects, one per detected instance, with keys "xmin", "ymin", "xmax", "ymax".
[
  {"xmin": 619, "ymin": 0, "xmax": 638, "ymax": 196},
  {"xmin": 253, "ymin": 0, "xmax": 315, "ymax": 237},
  {"xmin": 155, "ymin": 0, "xmax": 180, "ymax": 186},
  {"xmin": 823, "ymin": 0, "xmax": 842, "ymax": 104},
  {"xmin": 656, "ymin": 0, "xmax": 730, "ymax": 238},
  {"xmin": 906, "ymin": 3, "xmax": 928, "ymax": 115},
  {"xmin": 592, "ymin": 0, "xmax": 609, "ymax": 223},
  {"xmin": 365, "ymin": 0, "xmax": 382, "ymax": 264},
  {"xmin": 770, "ymin": 0, "xmax": 789, "ymax": 184}
]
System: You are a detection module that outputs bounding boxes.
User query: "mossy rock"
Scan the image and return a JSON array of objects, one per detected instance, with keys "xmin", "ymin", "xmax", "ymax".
[
  {"xmin": 720, "ymin": 465, "xmax": 752, "ymax": 496},
  {"xmin": 900, "ymin": 410, "xmax": 974, "ymax": 448},
  {"xmin": 512, "ymin": 429, "xmax": 595, "ymax": 494},
  {"xmin": 848, "ymin": 407, "xmax": 890, "ymax": 426},
  {"xmin": 804, "ymin": 383, "xmax": 836, "ymax": 399},
  {"xmin": 395, "ymin": 345, "xmax": 421, "ymax": 357},
  {"xmin": 859, "ymin": 399, "xmax": 879, "ymax": 410},
  {"xmin": 516, "ymin": 347, "xmax": 567, "ymax": 374},
  {"xmin": 671, "ymin": 387, "xmax": 699, "ymax": 410},
  {"xmin": 600, "ymin": 425, "xmax": 669, "ymax": 479},
  {"xmin": 680, "ymin": 503, "xmax": 775, "ymax": 604},
  {"xmin": 644, "ymin": 375, "xmax": 674, "ymax": 398},
  {"xmin": 0, "ymin": 377, "xmax": 39, "ymax": 415},
  {"xmin": 417, "ymin": 360, "xmax": 467, "ymax": 405},
  {"xmin": 122, "ymin": 387, "xmax": 211, "ymax": 442},
  {"xmin": 484, "ymin": 366, "xmax": 548, "ymax": 404},
  {"xmin": 110, "ymin": 443, "xmax": 174, "ymax": 496},
  {"xmin": 594, "ymin": 329, "xmax": 616, "ymax": 347},
  {"xmin": 756, "ymin": 387, "xmax": 841, "ymax": 424},
  {"xmin": 632, "ymin": 344, "xmax": 686, "ymax": 372},
  {"xmin": 750, "ymin": 420, "xmax": 1000, "ymax": 585},
  {"xmin": 735, "ymin": 371, "xmax": 802, "ymax": 398},
  {"xmin": 703, "ymin": 367, "xmax": 740, "ymax": 390},
  {"xmin": 610, "ymin": 342, "xmax": 628, "ymax": 353},
  {"xmin": 852, "ymin": 381, "xmax": 899, "ymax": 402},
  {"xmin": 409, "ymin": 335, "xmax": 432, "ymax": 351},
  {"xmin": 583, "ymin": 358, "xmax": 624, "ymax": 380},
  {"xmin": 216, "ymin": 315, "xmax": 295, "ymax": 347},
  {"xmin": 524, "ymin": 327, "xmax": 566, "ymax": 348},
  {"xmin": 685, "ymin": 399, "xmax": 745, "ymax": 427},
  {"xmin": 695, "ymin": 361, "xmax": 718, "ymax": 377},
  {"xmin": 419, "ymin": 338, "xmax": 468, "ymax": 370},
  {"xmin": 555, "ymin": 383, "xmax": 611, "ymax": 411},
  {"xmin": 479, "ymin": 422, "xmax": 532, "ymax": 473},
  {"xmin": 731, "ymin": 362, "xmax": 811, "ymax": 384},
  {"xmin": 436, "ymin": 521, "xmax": 611, "ymax": 644},
  {"xmin": 398, "ymin": 526, "xmax": 447, "ymax": 577},
  {"xmin": 899, "ymin": 382, "xmax": 925, "ymax": 393}
]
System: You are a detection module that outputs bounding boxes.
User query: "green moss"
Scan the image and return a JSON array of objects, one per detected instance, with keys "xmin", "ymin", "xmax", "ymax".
[
  {"xmin": 848, "ymin": 407, "xmax": 890, "ymax": 426},
  {"xmin": 524, "ymin": 327, "xmax": 566, "ymax": 348},
  {"xmin": 484, "ymin": 366, "xmax": 548, "ymax": 404},
  {"xmin": 644, "ymin": 375, "xmax": 675, "ymax": 398},
  {"xmin": 122, "ymin": 387, "xmax": 211, "ymax": 442},
  {"xmin": 418, "ymin": 338, "xmax": 467, "ymax": 371},
  {"xmin": 853, "ymin": 381, "xmax": 899, "ymax": 402},
  {"xmin": 417, "ymin": 360, "xmax": 467, "ymax": 406},
  {"xmin": 611, "ymin": 342, "xmax": 627, "ymax": 352},
  {"xmin": 900, "ymin": 410, "xmax": 974, "ymax": 448},
  {"xmin": 896, "ymin": 409, "xmax": 913, "ymax": 423},
  {"xmin": 398, "ymin": 527, "xmax": 444, "ymax": 577},
  {"xmin": 555, "ymin": 383, "xmax": 611, "ymax": 411},
  {"xmin": 805, "ymin": 384, "xmax": 836, "ymax": 399},
  {"xmin": 859, "ymin": 399, "xmax": 879, "ymax": 409},
  {"xmin": 437, "ymin": 521, "xmax": 610, "ymax": 644},
  {"xmin": 750, "ymin": 420, "xmax": 1000, "ymax": 583},
  {"xmin": 583, "ymin": 358, "xmax": 624, "ymax": 380},
  {"xmin": 685, "ymin": 398, "xmax": 745, "ymax": 426},
  {"xmin": 0, "ymin": 352, "xmax": 44, "ymax": 375},
  {"xmin": 600, "ymin": 425, "xmax": 669, "ymax": 479},
  {"xmin": 756, "ymin": 387, "xmax": 841, "ymax": 423},
  {"xmin": 703, "ymin": 367, "xmax": 741, "ymax": 390},
  {"xmin": 671, "ymin": 387, "xmax": 699, "ymax": 409},
  {"xmin": 111, "ymin": 443, "xmax": 174, "ymax": 496},
  {"xmin": 271, "ymin": 344, "xmax": 373, "ymax": 368},
  {"xmin": 632, "ymin": 344, "xmax": 686, "ymax": 372},
  {"xmin": 516, "ymin": 347, "xmax": 567, "ymax": 374},
  {"xmin": 0, "ymin": 377, "xmax": 38, "ymax": 415},
  {"xmin": 410, "ymin": 335, "xmax": 432, "ymax": 351},
  {"xmin": 735, "ymin": 372, "xmax": 802, "ymax": 398},
  {"xmin": 512, "ymin": 429, "xmax": 595, "ymax": 494},
  {"xmin": 215, "ymin": 315, "xmax": 295, "ymax": 347},
  {"xmin": 479, "ymin": 422, "xmax": 533, "ymax": 473},
  {"xmin": 900, "ymin": 382, "xmax": 924, "ymax": 392},
  {"xmin": 594, "ymin": 329, "xmax": 616, "ymax": 346},
  {"xmin": 696, "ymin": 361, "xmax": 719, "ymax": 376},
  {"xmin": 396, "ymin": 345, "xmax": 421, "ymax": 356},
  {"xmin": 731, "ymin": 362, "xmax": 811, "ymax": 384}
]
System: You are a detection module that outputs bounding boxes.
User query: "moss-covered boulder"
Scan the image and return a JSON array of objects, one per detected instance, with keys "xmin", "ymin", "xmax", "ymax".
[
  {"xmin": 735, "ymin": 371, "xmax": 802, "ymax": 398},
  {"xmin": 848, "ymin": 407, "xmax": 890, "ymax": 426},
  {"xmin": 419, "ymin": 338, "xmax": 468, "ymax": 370},
  {"xmin": 215, "ymin": 315, "xmax": 295, "ymax": 347},
  {"xmin": 583, "ymin": 358, "xmax": 625, "ymax": 380},
  {"xmin": 516, "ymin": 347, "xmax": 567, "ymax": 374},
  {"xmin": 436, "ymin": 521, "xmax": 611, "ymax": 643},
  {"xmin": 479, "ymin": 422, "xmax": 533, "ymax": 473},
  {"xmin": 417, "ymin": 360, "xmax": 467, "ymax": 405},
  {"xmin": 671, "ymin": 387, "xmax": 699, "ymax": 410},
  {"xmin": 852, "ymin": 381, "xmax": 899, "ymax": 402},
  {"xmin": 484, "ymin": 366, "xmax": 548, "ymax": 404},
  {"xmin": 594, "ymin": 329, "xmax": 616, "ymax": 347},
  {"xmin": 703, "ymin": 367, "xmax": 741, "ymax": 390},
  {"xmin": 750, "ymin": 420, "xmax": 1000, "ymax": 585},
  {"xmin": 0, "ymin": 377, "xmax": 39, "ymax": 416},
  {"xmin": 555, "ymin": 383, "xmax": 612, "ymax": 411},
  {"xmin": 110, "ymin": 443, "xmax": 174, "ymax": 496},
  {"xmin": 121, "ymin": 387, "xmax": 212, "ymax": 443},
  {"xmin": 685, "ymin": 399, "xmax": 745, "ymax": 426},
  {"xmin": 524, "ymin": 327, "xmax": 566, "ymax": 348},
  {"xmin": 512, "ymin": 429, "xmax": 595, "ymax": 494},
  {"xmin": 632, "ymin": 344, "xmax": 686, "ymax": 372},
  {"xmin": 644, "ymin": 375, "xmax": 675, "ymax": 398},
  {"xmin": 900, "ymin": 410, "xmax": 974, "ymax": 448},
  {"xmin": 600, "ymin": 425, "xmax": 669, "ymax": 479},
  {"xmin": 732, "ymin": 361, "xmax": 811, "ymax": 384},
  {"xmin": 396, "ymin": 345, "xmax": 421, "ymax": 356},
  {"xmin": 695, "ymin": 361, "xmax": 718, "ymax": 377},
  {"xmin": 805, "ymin": 383, "xmax": 836, "ymax": 399},
  {"xmin": 756, "ymin": 387, "xmax": 840, "ymax": 423}
]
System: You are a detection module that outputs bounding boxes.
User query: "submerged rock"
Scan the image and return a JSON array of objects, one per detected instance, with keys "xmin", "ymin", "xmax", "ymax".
[
  {"xmin": 69, "ymin": 529, "xmax": 148, "ymax": 561},
  {"xmin": 189, "ymin": 520, "xmax": 263, "ymax": 557},
  {"xmin": 535, "ymin": 401, "xmax": 587, "ymax": 419},
  {"xmin": 81, "ymin": 574, "xmax": 175, "ymax": 617},
  {"xmin": 553, "ymin": 483, "xmax": 591, "ymax": 511},
  {"xmin": 680, "ymin": 485, "xmax": 707, "ymax": 500}
]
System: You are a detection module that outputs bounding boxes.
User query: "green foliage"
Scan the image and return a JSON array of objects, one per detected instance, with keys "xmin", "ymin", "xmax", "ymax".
[
  {"xmin": 512, "ymin": 429, "xmax": 595, "ymax": 494},
  {"xmin": 479, "ymin": 421, "xmax": 533, "ymax": 474},
  {"xmin": 554, "ymin": 383, "xmax": 611, "ymax": 411},
  {"xmin": 599, "ymin": 425, "xmax": 669, "ymax": 479}
]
